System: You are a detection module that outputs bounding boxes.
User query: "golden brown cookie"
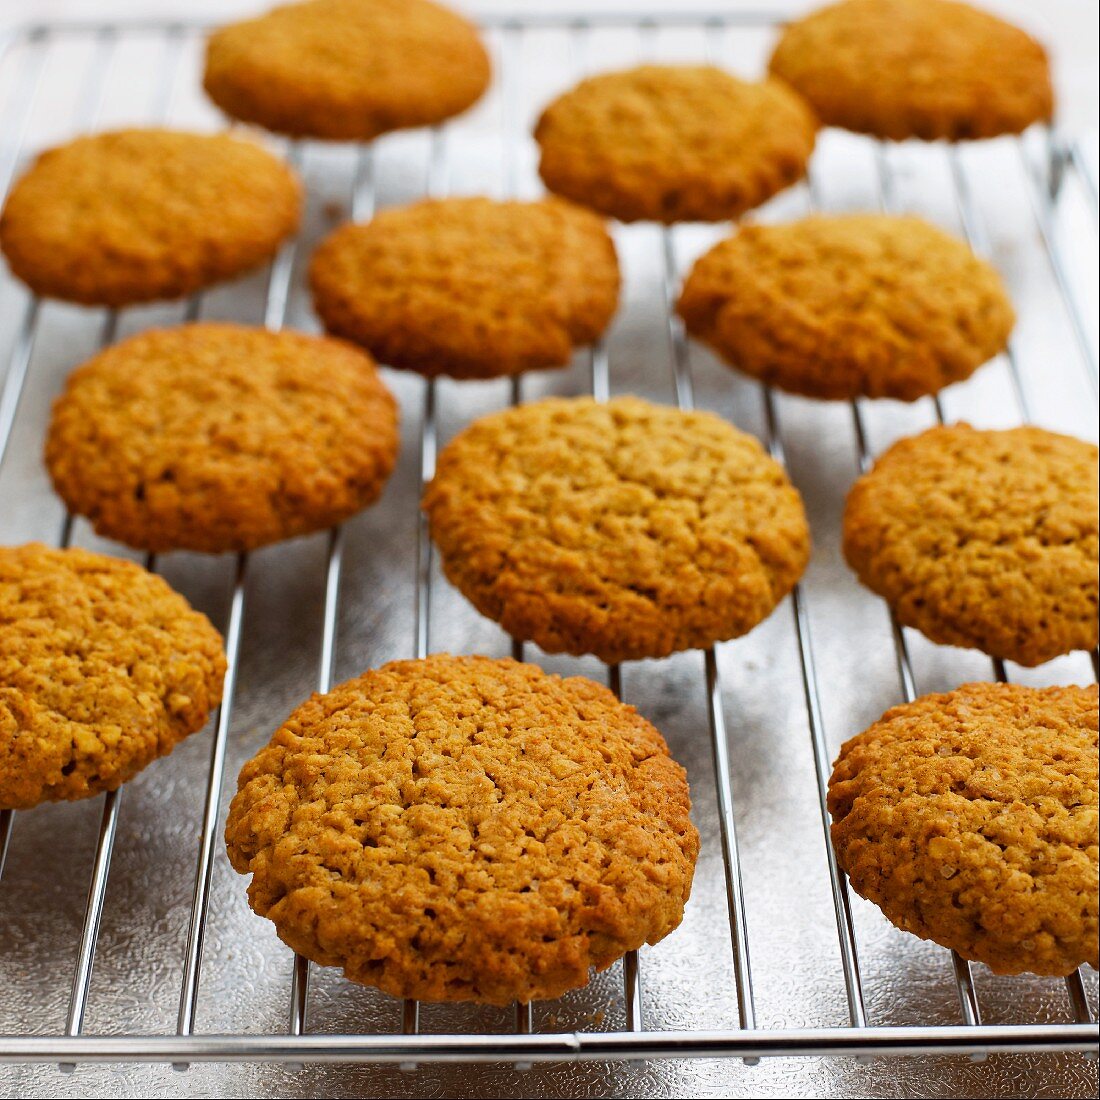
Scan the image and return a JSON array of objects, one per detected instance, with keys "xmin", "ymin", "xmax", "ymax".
[
  {"xmin": 0, "ymin": 544, "xmax": 226, "ymax": 810},
  {"xmin": 533, "ymin": 65, "xmax": 817, "ymax": 223},
  {"xmin": 0, "ymin": 129, "xmax": 301, "ymax": 307},
  {"xmin": 677, "ymin": 214, "xmax": 1015, "ymax": 401},
  {"xmin": 45, "ymin": 323, "xmax": 399, "ymax": 554},
  {"xmin": 769, "ymin": 0, "xmax": 1054, "ymax": 142},
  {"xmin": 830, "ymin": 682, "xmax": 1098, "ymax": 976},
  {"xmin": 309, "ymin": 197, "xmax": 620, "ymax": 379},
  {"xmin": 203, "ymin": 0, "xmax": 491, "ymax": 140},
  {"xmin": 225, "ymin": 653, "xmax": 699, "ymax": 1004},
  {"xmin": 423, "ymin": 396, "xmax": 810, "ymax": 663},
  {"xmin": 843, "ymin": 424, "xmax": 1099, "ymax": 666}
]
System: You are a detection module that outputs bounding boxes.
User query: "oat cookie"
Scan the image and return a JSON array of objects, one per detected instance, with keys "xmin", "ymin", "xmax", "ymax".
[
  {"xmin": 534, "ymin": 65, "xmax": 817, "ymax": 223},
  {"xmin": 678, "ymin": 214, "xmax": 1015, "ymax": 401},
  {"xmin": 309, "ymin": 197, "xmax": 620, "ymax": 379},
  {"xmin": 204, "ymin": 0, "xmax": 491, "ymax": 141},
  {"xmin": 423, "ymin": 397, "xmax": 810, "ymax": 663},
  {"xmin": 843, "ymin": 424, "xmax": 1099, "ymax": 666},
  {"xmin": 769, "ymin": 0, "xmax": 1054, "ymax": 142},
  {"xmin": 46, "ymin": 324, "xmax": 399, "ymax": 554},
  {"xmin": 225, "ymin": 653, "xmax": 699, "ymax": 1004},
  {"xmin": 0, "ymin": 129, "xmax": 301, "ymax": 306},
  {"xmin": 830, "ymin": 682, "xmax": 1098, "ymax": 976},
  {"xmin": 0, "ymin": 544, "xmax": 226, "ymax": 809}
]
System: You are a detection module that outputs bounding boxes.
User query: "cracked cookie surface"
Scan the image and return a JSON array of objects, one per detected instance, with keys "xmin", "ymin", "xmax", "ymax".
[
  {"xmin": 534, "ymin": 65, "xmax": 817, "ymax": 223},
  {"xmin": 829, "ymin": 682, "xmax": 1098, "ymax": 976},
  {"xmin": 423, "ymin": 396, "xmax": 810, "ymax": 663},
  {"xmin": 677, "ymin": 214, "xmax": 1014, "ymax": 401},
  {"xmin": 0, "ymin": 129, "xmax": 301, "ymax": 306},
  {"xmin": 309, "ymin": 197, "xmax": 620, "ymax": 379},
  {"xmin": 225, "ymin": 653, "xmax": 699, "ymax": 1004},
  {"xmin": 204, "ymin": 0, "xmax": 490, "ymax": 140},
  {"xmin": 0, "ymin": 544, "xmax": 226, "ymax": 809},
  {"xmin": 46, "ymin": 323, "xmax": 399, "ymax": 554},
  {"xmin": 769, "ymin": 0, "xmax": 1053, "ymax": 141},
  {"xmin": 843, "ymin": 424, "xmax": 1099, "ymax": 666}
]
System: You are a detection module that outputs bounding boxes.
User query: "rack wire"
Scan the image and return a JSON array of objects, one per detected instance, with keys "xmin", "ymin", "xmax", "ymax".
[{"xmin": 0, "ymin": 8, "xmax": 1097, "ymax": 1077}]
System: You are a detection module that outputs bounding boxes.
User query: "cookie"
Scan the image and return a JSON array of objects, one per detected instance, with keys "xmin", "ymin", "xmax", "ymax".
[
  {"xmin": 843, "ymin": 424, "xmax": 1099, "ymax": 667},
  {"xmin": 45, "ymin": 323, "xmax": 400, "ymax": 554},
  {"xmin": 830, "ymin": 682, "xmax": 1098, "ymax": 976},
  {"xmin": 677, "ymin": 214, "xmax": 1015, "ymax": 401},
  {"xmin": 0, "ymin": 129, "xmax": 301, "ymax": 307},
  {"xmin": 203, "ymin": 0, "xmax": 491, "ymax": 141},
  {"xmin": 309, "ymin": 197, "xmax": 620, "ymax": 379},
  {"xmin": 0, "ymin": 544, "xmax": 226, "ymax": 810},
  {"xmin": 769, "ymin": 0, "xmax": 1054, "ymax": 142},
  {"xmin": 533, "ymin": 65, "xmax": 817, "ymax": 223},
  {"xmin": 225, "ymin": 653, "xmax": 698, "ymax": 1004},
  {"xmin": 422, "ymin": 396, "xmax": 810, "ymax": 663}
]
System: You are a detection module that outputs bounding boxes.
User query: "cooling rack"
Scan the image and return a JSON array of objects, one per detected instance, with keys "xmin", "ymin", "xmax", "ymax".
[{"xmin": 0, "ymin": 7, "xmax": 1097, "ymax": 1097}]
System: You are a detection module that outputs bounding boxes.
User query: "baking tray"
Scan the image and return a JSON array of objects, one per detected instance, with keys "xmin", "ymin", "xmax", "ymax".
[{"xmin": 0, "ymin": 8, "xmax": 1097, "ymax": 1098}]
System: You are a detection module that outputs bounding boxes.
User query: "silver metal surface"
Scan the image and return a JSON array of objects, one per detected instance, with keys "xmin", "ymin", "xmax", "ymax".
[{"xmin": 0, "ymin": 9, "xmax": 1097, "ymax": 1099}]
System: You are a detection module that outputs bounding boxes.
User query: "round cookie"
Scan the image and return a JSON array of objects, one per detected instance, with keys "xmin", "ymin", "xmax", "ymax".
[
  {"xmin": 225, "ymin": 653, "xmax": 699, "ymax": 1004},
  {"xmin": 677, "ymin": 214, "xmax": 1015, "ymax": 401},
  {"xmin": 309, "ymin": 197, "xmax": 620, "ymax": 379},
  {"xmin": 533, "ymin": 65, "xmax": 817, "ymax": 223},
  {"xmin": 0, "ymin": 129, "xmax": 301, "ymax": 307},
  {"xmin": 829, "ymin": 682, "xmax": 1098, "ymax": 976},
  {"xmin": 422, "ymin": 396, "xmax": 811, "ymax": 663},
  {"xmin": 46, "ymin": 323, "xmax": 400, "ymax": 554},
  {"xmin": 0, "ymin": 544, "xmax": 226, "ymax": 809},
  {"xmin": 203, "ymin": 0, "xmax": 491, "ymax": 141},
  {"xmin": 843, "ymin": 424, "xmax": 1099, "ymax": 667},
  {"xmin": 769, "ymin": 0, "xmax": 1054, "ymax": 142}
]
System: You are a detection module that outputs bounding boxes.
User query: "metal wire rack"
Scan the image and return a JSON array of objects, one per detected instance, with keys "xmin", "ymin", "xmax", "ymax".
[{"xmin": 0, "ymin": 7, "xmax": 1097, "ymax": 1081}]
